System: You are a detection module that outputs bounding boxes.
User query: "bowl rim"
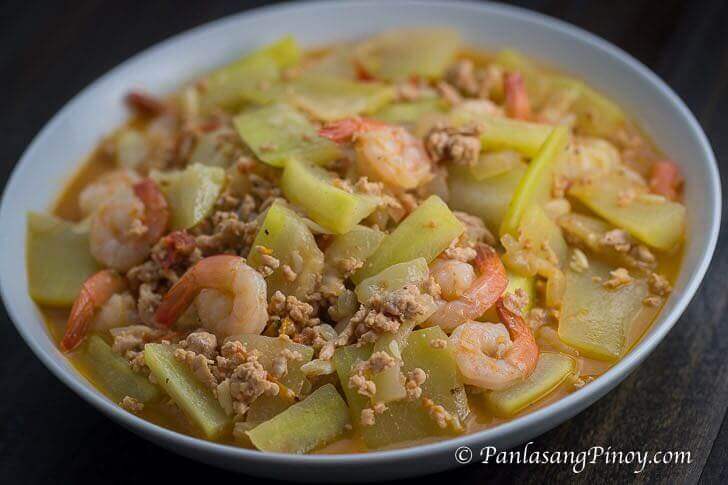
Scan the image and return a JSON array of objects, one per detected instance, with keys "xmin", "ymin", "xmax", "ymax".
[{"xmin": 1, "ymin": 0, "xmax": 720, "ymax": 468}]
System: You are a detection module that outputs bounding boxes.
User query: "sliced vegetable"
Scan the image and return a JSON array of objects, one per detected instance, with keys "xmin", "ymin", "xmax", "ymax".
[
  {"xmin": 286, "ymin": 75, "xmax": 395, "ymax": 121},
  {"xmin": 83, "ymin": 335, "xmax": 160, "ymax": 403},
  {"xmin": 355, "ymin": 28, "xmax": 460, "ymax": 81},
  {"xmin": 485, "ymin": 352, "xmax": 575, "ymax": 417},
  {"xmin": 355, "ymin": 258, "xmax": 429, "ymax": 304},
  {"xmin": 27, "ymin": 212, "xmax": 100, "ymax": 306},
  {"xmin": 198, "ymin": 36, "xmax": 301, "ymax": 110},
  {"xmin": 353, "ymin": 195, "xmax": 464, "ymax": 284},
  {"xmin": 500, "ymin": 125, "xmax": 569, "ymax": 236},
  {"xmin": 324, "ymin": 225, "xmax": 385, "ymax": 272},
  {"xmin": 281, "ymin": 158, "xmax": 380, "ymax": 234},
  {"xmin": 356, "ymin": 258, "xmax": 437, "ymax": 403},
  {"xmin": 450, "ymin": 105, "xmax": 554, "ymax": 158},
  {"xmin": 518, "ymin": 204, "xmax": 568, "ymax": 267},
  {"xmin": 245, "ymin": 391, "xmax": 296, "ymax": 423},
  {"xmin": 248, "ymin": 200, "xmax": 324, "ymax": 299},
  {"xmin": 569, "ymin": 172, "xmax": 685, "ymax": 251},
  {"xmin": 246, "ymin": 384, "xmax": 350, "ymax": 454},
  {"xmin": 333, "ymin": 327, "xmax": 466, "ymax": 449},
  {"xmin": 559, "ymin": 259, "xmax": 649, "ymax": 361},
  {"xmin": 305, "ymin": 46, "xmax": 358, "ymax": 79},
  {"xmin": 188, "ymin": 128, "xmax": 239, "ymax": 168},
  {"xmin": 568, "ymin": 81, "xmax": 626, "ymax": 138},
  {"xmin": 144, "ymin": 343, "xmax": 229, "ymax": 439},
  {"xmin": 448, "ymin": 163, "xmax": 527, "ymax": 234},
  {"xmin": 374, "ymin": 98, "xmax": 446, "ymax": 125},
  {"xmin": 224, "ymin": 334, "xmax": 314, "ymax": 396},
  {"xmin": 469, "ymin": 150, "xmax": 523, "ymax": 180},
  {"xmin": 151, "ymin": 163, "xmax": 225, "ymax": 230},
  {"xmin": 233, "ymin": 103, "xmax": 341, "ymax": 167}
]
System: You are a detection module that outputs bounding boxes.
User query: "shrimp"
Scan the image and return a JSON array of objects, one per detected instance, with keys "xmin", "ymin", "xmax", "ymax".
[
  {"xmin": 78, "ymin": 169, "xmax": 141, "ymax": 218},
  {"xmin": 449, "ymin": 299, "xmax": 539, "ymax": 390},
  {"xmin": 154, "ymin": 255, "xmax": 268, "ymax": 339},
  {"xmin": 504, "ymin": 72, "xmax": 531, "ymax": 120},
  {"xmin": 427, "ymin": 244, "xmax": 508, "ymax": 332},
  {"xmin": 61, "ymin": 270, "xmax": 127, "ymax": 352},
  {"xmin": 649, "ymin": 160, "xmax": 683, "ymax": 200},
  {"xmin": 319, "ymin": 117, "xmax": 432, "ymax": 190},
  {"xmin": 89, "ymin": 178, "xmax": 169, "ymax": 272}
]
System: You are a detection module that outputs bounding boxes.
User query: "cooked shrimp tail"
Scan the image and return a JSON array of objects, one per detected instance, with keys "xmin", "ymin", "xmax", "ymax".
[
  {"xmin": 319, "ymin": 117, "xmax": 432, "ymax": 190},
  {"xmin": 428, "ymin": 244, "xmax": 508, "ymax": 332},
  {"xmin": 155, "ymin": 255, "xmax": 268, "ymax": 339},
  {"xmin": 449, "ymin": 299, "xmax": 538, "ymax": 391},
  {"xmin": 61, "ymin": 270, "xmax": 126, "ymax": 352},
  {"xmin": 132, "ymin": 178, "xmax": 169, "ymax": 241},
  {"xmin": 496, "ymin": 297, "xmax": 539, "ymax": 376},
  {"xmin": 649, "ymin": 160, "xmax": 683, "ymax": 200},
  {"xmin": 505, "ymin": 72, "xmax": 531, "ymax": 120}
]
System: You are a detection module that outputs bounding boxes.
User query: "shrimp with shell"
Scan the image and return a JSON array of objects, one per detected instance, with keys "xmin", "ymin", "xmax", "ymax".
[
  {"xmin": 61, "ymin": 270, "xmax": 129, "ymax": 351},
  {"xmin": 89, "ymin": 178, "xmax": 169, "ymax": 272},
  {"xmin": 154, "ymin": 254, "xmax": 268, "ymax": 340},
  {"xmin": 449, "ymin": 298, "xmax": 539, "ymax": 390},
  {"xmin": 319, "ymin": 117, "xmax": 432, "ymax": 190},
  {"xmin": 427, "ymin": 244, "xmax": 508, "ymax": 332}
]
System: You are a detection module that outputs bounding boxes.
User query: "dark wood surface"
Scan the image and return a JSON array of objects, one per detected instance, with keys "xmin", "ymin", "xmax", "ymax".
[{"xmin": 1, "ymin": 0, "xmax": 726, "ymax": 483}]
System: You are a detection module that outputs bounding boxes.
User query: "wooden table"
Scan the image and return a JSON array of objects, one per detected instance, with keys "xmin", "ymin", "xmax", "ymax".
[{"xmin": 1, "ymin": 1, "xmax": 726, "ymax": 483}]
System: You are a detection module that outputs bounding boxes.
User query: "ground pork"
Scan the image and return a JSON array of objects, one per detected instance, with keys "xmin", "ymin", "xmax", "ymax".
[
  {"xmin": 422, "ymin": 397, "xmax": 459, "ymax": 430},
  {"xmin": 405, "ymin": 368, "xmax": 427, "ymax": 400},
  {"xmin": 120, "ymin": 396, "xmax": 144, "ymax": 413},
  {"xmin": 603, "ymin": 267, "xmax": 633, "ymax": 289},
  {"xmin": 445, "ymin": 59, "xmax": 504, "ymax": 100},
  {"xmin": 424, "ymin": 123, "xmax": 482, "ymax": 167},
  {"xmin": 195, "ymin": 211, "xmax": 258, "ymax": 257}
]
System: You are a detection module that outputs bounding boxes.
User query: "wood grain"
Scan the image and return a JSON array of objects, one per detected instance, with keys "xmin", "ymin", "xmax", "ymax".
[{"xmin": 1, "ymin": 1, "xmax": 726, "ymax": 484}]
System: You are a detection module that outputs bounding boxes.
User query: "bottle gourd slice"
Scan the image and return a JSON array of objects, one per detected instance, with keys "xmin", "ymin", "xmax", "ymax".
[
  {"xmin": 569, "ymin": 172, "xmax": 686, "ymax": 251},
  {"xmin": 333, "ymin": 327, "xmax": 467, "ymax": 449},
  {"xmin": 558, "ymin": 259, "xmax": 649, "ymax": 361},
  {"xmin": 233, "ymin": 103, "xmax": 341, "ymax": 167},
  {"xmin": 246, "ymin": 384, "xmax": 351, "ymax": 454},
  {"xmin": 485, "ymin": 352, "xmax": 575, "ymax": 417},
  {"xmin": 447, "ymin": 163, "xmax": 527, "ymax": 234},
  {"xmin": 352, "ymin": 195, "xmax": 464, "ymax": 283},
  {"xmin": 500, "ymin": 125, "xmax": 569, "ymax": 236},
  {"xmin": 27, "ymin": 212, "xmax": 100, "ymax": 306},
  {"xmin": 281, "ymin": 158, "xmax": 380, "ymax": 234},
  {"xmin": 197, "ymin": 36, "xmax": 301, "ymax": 111},
  {"xmin": 151, "ymin": 163, "xmax": 225, "ymax": 230},
  {"xmin": 83, "ymin": 336, "xmax": 160, "ymax": 404},
  {"xmin": 286, "ymin": 75, "xmax": 395, "ymax": 121},
  {"xmin": 354, "ymin": 28, "xmax": 460, "ymax": 81},
  {"xmin": 248, "ymin": 200, "xmax": 324, "ymax": 299},
  {"xmin": 144, "ymin": 343, "xmax": 229, "ymax": 439}
]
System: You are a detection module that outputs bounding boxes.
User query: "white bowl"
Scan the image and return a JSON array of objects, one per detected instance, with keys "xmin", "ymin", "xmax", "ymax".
[{"xmin": 0, "ymin": 0, "xmax": 720, "ymax": 481}]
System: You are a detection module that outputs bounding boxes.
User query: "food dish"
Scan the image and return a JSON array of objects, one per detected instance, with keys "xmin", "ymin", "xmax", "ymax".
[
  {"xmin": 2, "ymin": 0, "xmax": 720, "ymax": 480},
  {"xmin": 28, "ymin": 26, "xmax": 688, "ymax": 455}
]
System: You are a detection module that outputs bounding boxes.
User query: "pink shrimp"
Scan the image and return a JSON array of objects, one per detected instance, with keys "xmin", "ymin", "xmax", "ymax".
[
  {"xmin": 89, "ymin": 178, "xmax": 169, "ymax": 271},
  {"xmin": 427, "ymin": 244, "xmax": 509, "ymax": 332},
  {"xmin": 61, "ymin": 270, "xmax": 127, "ymax": 352},
  {"xmin": 155, "ymin": 255, "xmax": 268, "ymax": 340},
  {"xmin": 319, "ymin": 117, "xmax": 432, "ymax": 190},
  {"xmin": 449, "ymin": 299, "xmax": 539, "ymax": 390},
  {"xmin": 649, "ymin": 160, "xmax": 683, "ymax": 201},
  {"xmin": 504, "ymin": 72, "xmax": 531, "ymax": 120}
]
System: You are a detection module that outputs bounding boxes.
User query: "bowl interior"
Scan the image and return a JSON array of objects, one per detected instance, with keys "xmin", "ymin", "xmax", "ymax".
[{"xmin": 0, "ymin": 0, "xmax": 719, "ymax": 480}]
